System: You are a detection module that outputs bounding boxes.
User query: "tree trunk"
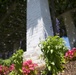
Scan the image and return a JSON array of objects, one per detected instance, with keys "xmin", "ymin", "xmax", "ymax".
[{"xmin": 49, "ymin": 0, "xmax": 57, "ymax": 35}]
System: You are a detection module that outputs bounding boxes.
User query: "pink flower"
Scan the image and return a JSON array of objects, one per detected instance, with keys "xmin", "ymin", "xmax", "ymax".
[
  {"xmin": 0, "ymin": 65, "xmax": 3, "ymax": 73},
  {"xmin": 72, "ymin": 48, "xmax": 76, "ymax": 50},
  {"xmin": 65, "ymin": 48, "xmax": 76, "ymax": 60},
  {"xmin": 0, "ymin": 65, "xmax": 10, "ymax": 75},
  {"xmin": 23, "ymin": 60, "xmax": 32, "ymax": 67},
  {"xmin": 9, "ymin": 64, "xmax": 15, "ymax": 71},
  {"xmin": 29, "ymin": 64, "xmax": 34, "ymax": 70},
  {"xmin": 65, "ymin": 52, "xmax": 68, "ymax": 57},
  {"xmin": 22, "ymin": 67, "xmax": 30, "ymax": 74},
  {"xmin": 22, "ymin": 60, "xmax": 38, "ymax": 75}
]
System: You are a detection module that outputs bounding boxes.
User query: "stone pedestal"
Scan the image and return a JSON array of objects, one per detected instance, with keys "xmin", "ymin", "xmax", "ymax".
[{"xmin": 23, "ymin": 50, "xmax": 46, "ymax": 72}]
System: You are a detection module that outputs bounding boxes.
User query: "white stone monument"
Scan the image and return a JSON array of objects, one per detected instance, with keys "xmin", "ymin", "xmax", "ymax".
[{"xmin": 23, "ymin": 0, "xmax": 53, "ymax": 71}]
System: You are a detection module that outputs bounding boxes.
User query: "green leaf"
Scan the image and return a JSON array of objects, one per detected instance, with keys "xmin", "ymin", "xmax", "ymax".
[
  {"xmin": 50, "ymin": 49, "xmax": 53, "ymax": 54},
  {"xmin": 48, "ymin": 66, "xmax": 51, "ymax": 71},
  {"xmin": 51, "ymin": 62, "xmax": 55, "ymax": 65}
]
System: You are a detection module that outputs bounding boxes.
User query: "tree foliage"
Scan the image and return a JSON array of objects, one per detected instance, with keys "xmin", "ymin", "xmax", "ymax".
[
  {"xmin": 0, "ymin": 0, "xmax": 76, "ymax": 58},
  {"xmin": 54, "ymin": 0, "xmax": 76, "ymax": 17},
  {"xmin": 48, "ymin": 0, "xmax": 76, "ymax": 35},
  {"xmin": 0, "ymin": 0, "xmax": 26, "ymax": 52}
]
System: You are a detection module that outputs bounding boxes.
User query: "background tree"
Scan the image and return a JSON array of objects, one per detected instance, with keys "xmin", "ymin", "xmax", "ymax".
[
  {"xmin": 0, "ymin": 0, "xmax": 76, "ymax": 58},
  {"xmin": 49, "ymin": 0, "xmax": 76, "ymax": 36},
  {"xmin": 0, "ymin": 0, "xmax": 26, "ymax": 58}
]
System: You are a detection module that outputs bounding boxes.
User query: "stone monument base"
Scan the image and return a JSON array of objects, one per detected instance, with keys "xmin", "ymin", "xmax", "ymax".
[{"xmin": 23, "ymin": 50, "xmax": 46, "ymax": 73}]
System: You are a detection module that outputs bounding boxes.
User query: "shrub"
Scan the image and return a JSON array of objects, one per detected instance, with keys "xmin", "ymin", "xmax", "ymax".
[
  {"xmin": 0, "ymin": 49, "xmax": 24, "ymax": 75},
  {"xmin": 0, "ymin": 59, "xmax": 4, "ymax": 65},
  {"xmin": 10, "ymin": 49, "xmax": 24, "ymax": 75},
  {"xmin": 0, "ymin": 58, "xmax": 12, "ymax": 67},
  {"xmin": 40, "ymin": 36, "xmax": 67, "ymax": 75},
  {"xmin": 0, "ymin": 64, "xmax": 15, "ymax": 75}
]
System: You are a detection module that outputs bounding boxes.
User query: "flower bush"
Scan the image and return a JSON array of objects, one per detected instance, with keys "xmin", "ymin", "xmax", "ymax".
[
  {"xmin": 65, "ymin": 48, "xmax": 76, "ymax": 60},
  {"xmin": 9, "ymin": 50, "xmax": 38, "ymax": 75},
  {"xmin": 0, "ymin": 49, "xmax": 23, "ymax": 75},
  {"xmin": 0, "ymin": 64, "xmax": 15, "ymax": 75},
  {"xmin": 0, "ymin": 60, "xmax": 38, "ymax": 75},
  {"xmin": 0, "ymin": 49, "xmax": 38, "ymax": 75},
  {"xmin": 11, "ymin": 49, "xmax": 24, "ymax": 75},
  {"xmin": 22, "ymin": 60, "xmax": 38, "ymax": 75}
]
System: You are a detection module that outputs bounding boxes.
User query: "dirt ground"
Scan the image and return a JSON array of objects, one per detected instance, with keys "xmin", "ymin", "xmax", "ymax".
[{"xmin": 58, "ymin": 60, "xmax": 76, "ymax": 75}]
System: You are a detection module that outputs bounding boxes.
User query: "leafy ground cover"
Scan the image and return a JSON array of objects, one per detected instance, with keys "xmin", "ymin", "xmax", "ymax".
[{"xmin": 0, "ymin": 49, "xmax": 38, "ymax": 75}]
